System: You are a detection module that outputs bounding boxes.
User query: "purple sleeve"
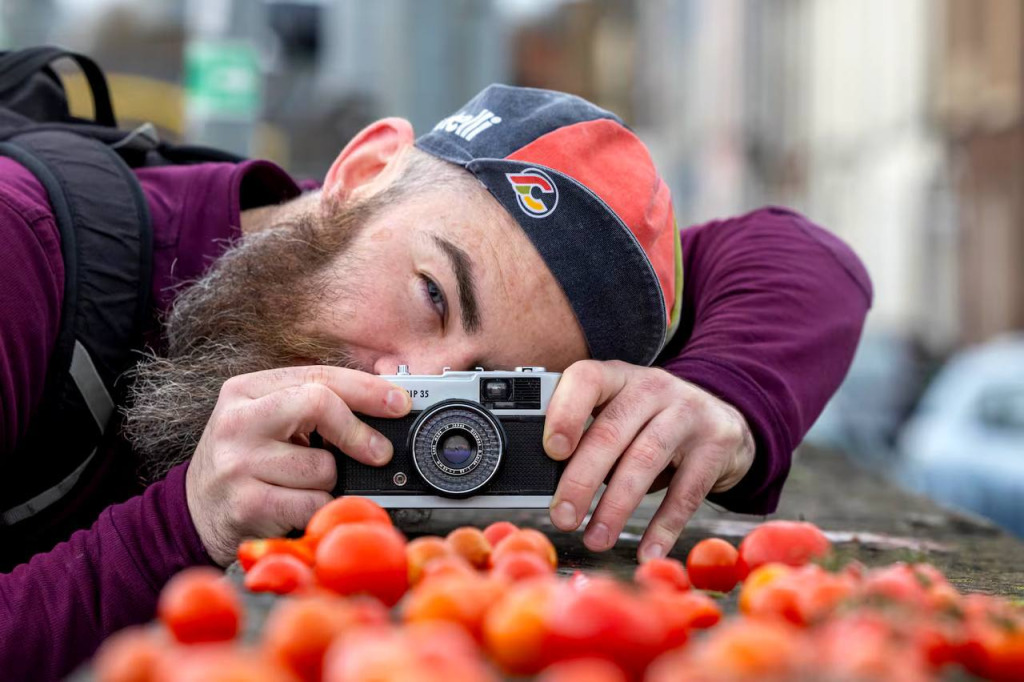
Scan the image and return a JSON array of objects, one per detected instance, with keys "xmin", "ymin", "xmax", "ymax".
[
  {"xmin": 0, "ymin": 463, "xmax": 213, "ymax": 681},
  {"xmin": 657, "ymin": 207, "xmax": 872, "ymax": 513},
  {"xmin": 0, "ymin": 173, "xmax": 63, "ymax": 453}
]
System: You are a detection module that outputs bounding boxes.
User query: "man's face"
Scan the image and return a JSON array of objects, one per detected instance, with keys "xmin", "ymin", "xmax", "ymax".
[
  {"xmin": 125, "ymin": 155, "xmax": 588, "ymax": 479},
  {"xmin": 305, "ymin": 180, "xmax": 588, "ymax": 375}
]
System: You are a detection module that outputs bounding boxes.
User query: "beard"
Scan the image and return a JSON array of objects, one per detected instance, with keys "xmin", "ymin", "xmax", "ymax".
[{"xmin": 123, "ymin": 192, "xmax": 379, "ymax": 484}]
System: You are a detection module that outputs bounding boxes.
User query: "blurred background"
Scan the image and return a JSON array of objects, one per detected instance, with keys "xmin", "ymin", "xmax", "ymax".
[{"xmin": 1, "ymin": 0, "xmax": 1022, "ymax": 535}]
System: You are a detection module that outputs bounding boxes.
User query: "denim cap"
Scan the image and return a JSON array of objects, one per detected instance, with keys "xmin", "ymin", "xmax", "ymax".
[{"xmin": 415, "ymin": 84, "xmax": 683, "ymax": 366}]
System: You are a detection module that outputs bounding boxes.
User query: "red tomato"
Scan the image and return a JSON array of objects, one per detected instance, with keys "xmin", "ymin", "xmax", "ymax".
[
  {"xmin": 482, "ymin": 521, "xmax": 519, "ymax": 548},
  {"xmin": 686, "ymin": 538, "xmax": 740, "ymax": 592},
  {"xmin": 544, "ymin": 577, "xmax": 667, "ymax": 676},
  {"xmin": 157, "ymin": 567, "xmax": 242, "ymax": 644},
  {"xmin": 244, "ymin": 554, "xmax": 315, "ymax": 595},
  {"xmin": 237, "ymin": 537, "xmax": 315, "ymax": 572},
  {"xmin": 315, "ymin": 522, "xmax": 408, "ymax": 606},
  {"xmin": 634, "ymin": 557, "xmax": 691, "ymax": 592},
  {"xmin": 305, "ymin": 496, "xmax": 392, "ymax": 546},
  {"xmin": 736, "ymin": 521, "xmax": 831, "ymax": 577},
  {"xmin": 536, "ymin": 658, "xmax": 628, "ymax": 682}
]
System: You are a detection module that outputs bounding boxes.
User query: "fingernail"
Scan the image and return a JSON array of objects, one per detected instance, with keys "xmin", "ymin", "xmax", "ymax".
[
  {"xmin": 387, "ymin": 389, "xmax": 409, "ymax": 413},
  {"xmin": 640, "ymin": 543, "xmax": 666, "ymax": 562},
  {"xmin": 551, "ymin": 501, "xmax": 577, "ymax": 530},
  {"xmin": 585, "ymin": 522, "xmax": 610, "ymax": 549},
  {"xmin": 370, "ymin": 433, "xmax": 392, "ymax": 463},
  {"xmin": 546, "ymin": 433, "xmax": 570, "ymax": 459}
]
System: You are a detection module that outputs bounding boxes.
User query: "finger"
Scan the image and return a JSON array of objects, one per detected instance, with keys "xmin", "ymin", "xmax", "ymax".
[
  {"xmin": 543, "ymin": 360, "xmax": 629, "ymax": 461},
  {"xmin": 221, "ymin": 365, "xmax": 411, "ymax": 418},
  {"xmin": 244, "ymin": 383, "xmax": 393, "ymax": 465},
  {"xmin": 584, "ymin": 411, "xmax": 684, "ymax": 551},
  {"xmin": 638, "ymin": 445, "xmax": 721, "ymax": 562},
  {"xmin": 246, "ymin": 484, "xmax": 333, "ymax": 539},
  {"xmin": 249, "ymin": 442, "xmax": 338, "ymax": 492},
  {"xmin": 548, "ymin": 390, "xmax": 654, "ymax": 532}
]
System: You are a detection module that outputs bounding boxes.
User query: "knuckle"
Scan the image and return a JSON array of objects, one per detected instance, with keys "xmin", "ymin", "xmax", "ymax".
[
  {"xmin": 597, "ymin": 490, "xmax": 635, "ymax": 520},
  {"xmin": 219, "ymin": 375, "xmax": 245, "ymax": 399},
  {"xmin": 567, "ymin": 359, "xmax": 602, "ymax": 386},
  {"xmin": 630, "ymin": 434, "xmax": 669, "ymax": 471},
  {"xmin": 587, "ymin": 420, "xmax": 625, "ymax": 450},
  {"xmin": 663, "ymin": 489, "xmax": 702, "ymax": 529},
  {"xmin": 303, "ymin": 382, "xmax": 336, "ymax": 417},
  {"xmin": 213, "ymin": 405, "xmax": 248, "ymax": 440},
  {"xmin": 559, "ymin": 473, "xmax": 596, "ymax": 502},
  {"xmin": 303, "ymin": 365, "xmax": 333, "ymax": 387}
]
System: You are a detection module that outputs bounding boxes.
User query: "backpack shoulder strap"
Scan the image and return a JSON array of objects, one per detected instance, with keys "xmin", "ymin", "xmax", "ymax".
[{"xmin": 0, "ymin": 128, "xmax": 152, "ymax": 525}]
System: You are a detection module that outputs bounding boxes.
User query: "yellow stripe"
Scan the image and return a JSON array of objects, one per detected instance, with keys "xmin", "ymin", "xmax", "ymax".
[
  {"xmin": 665, "ymin": 221, "xmax": 684, "ymax": 342},
  {"xmin": 523, "ymin": 195, "xmax": 545, "ymax": 212}
]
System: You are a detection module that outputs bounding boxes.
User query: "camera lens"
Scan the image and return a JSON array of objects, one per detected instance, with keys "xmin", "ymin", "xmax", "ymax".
[
  {"xmin": 439, "ymin": 431, "xmax": 474, "ymax": 467},
  {"xmin": 483, "ymin": 379, "xmax": 510, "ymax": 401},
  {"xmin": 408, "ymin": 400, "xmax": 506, "ymax": 497}
]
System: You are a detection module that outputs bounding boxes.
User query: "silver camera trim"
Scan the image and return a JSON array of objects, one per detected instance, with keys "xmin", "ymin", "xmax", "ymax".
[
  {"xmin": 356, "ymin": 366, "xmax": 560, "ymax": 508},
  {"xmin": 410, "ymin": 400, "xmax": 506, "ymax": 495}
]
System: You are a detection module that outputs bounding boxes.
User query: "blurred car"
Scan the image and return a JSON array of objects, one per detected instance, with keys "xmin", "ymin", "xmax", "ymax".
[{"xmin": 896, "ymin": 335, "xmax": 1024, "ymax": 536}]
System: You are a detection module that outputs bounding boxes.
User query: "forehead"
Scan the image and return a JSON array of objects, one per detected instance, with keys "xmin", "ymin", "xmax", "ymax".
[{"xmin": 378, "ymin": 183, "xmax": 587, "ymax": 365}]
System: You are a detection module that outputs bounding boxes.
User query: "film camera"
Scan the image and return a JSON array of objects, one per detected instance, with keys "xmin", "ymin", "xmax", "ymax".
[{"xmin": 319, "ymin": 366, "xmax": 564, "ymax": 508}]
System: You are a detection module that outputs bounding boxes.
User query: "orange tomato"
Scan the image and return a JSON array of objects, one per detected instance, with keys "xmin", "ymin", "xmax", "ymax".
[
  {"xmin": 738, "ymin": 563, "xmax": 792, "ymax": 616},
  {"xmin": 490, "ymin": 551, "xmax": 555, "ymax": 583},
  {"xmin": 244, "ymin": 554, "xmax": 315, "ymax": 595},
  {"xmin": 482, "ymin": 521, "xmax": 518, "ymax": 548},
  {"xmin": 736, "ymin": 521, "xmax": 831, "ymax": 578},
  {"xmin": 686, "ymin": 538, "xmax": 740, "ymax": 593},
  {"xmin": 446, "ymin": 526, "xmax": 492, "ymax": 569},
  {"xmin": 483, "ymin": 578, "xmax": 560, "ymax": 675},
  {"xmin": 263, "ymin": 596, "xmax": 368, "ymax": 682},
  {"xmin": 305, "ymin": 496, "xmax": 392, "ymax": 546},
  {"xmin": 406, "ymin": 536, "xmax": 452, "ymax": 586},
  {"xmin": 403, "ymin": 574, "xmax": 505, "ymax": 640},
  {"xmin": 238, "ymin": 537, "xmax": 315, "ymax": 572},
  {"xmin": 315, "ymin": 523, "xmax": 408, "ymax": 606},
  {"xmin": 490, "ymin": 528, "xmax": 557, "ymax": 569},
  {"xmin": 634, "ymin": 557, "xmax": 691, "ymax": 592},
  {"xmin": 94, "ymin": 626, "xmax": 165, "ymax": 682},
  {"xmin": 157, "ymin": 568, "xmax": 242, "ymax": 644},
  {"xmin": 682, "ymin": 618, "xmax": 807, "ymax": 679}
]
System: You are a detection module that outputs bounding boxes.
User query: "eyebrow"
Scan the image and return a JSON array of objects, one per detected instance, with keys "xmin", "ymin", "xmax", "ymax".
[{"xmin": 430, "ymin": 234, "xmax": 482, "ymax": 335}]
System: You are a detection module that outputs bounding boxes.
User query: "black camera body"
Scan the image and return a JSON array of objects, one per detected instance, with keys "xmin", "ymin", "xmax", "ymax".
[{"xmin": 322, "ymin": 366, "xmax": 563, "ymax": 508}]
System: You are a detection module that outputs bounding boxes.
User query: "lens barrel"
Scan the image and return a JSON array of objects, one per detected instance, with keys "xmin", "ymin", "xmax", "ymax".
[{"xmin": 407, "ymin": 400, "xmax": 506, "ymax": 496}]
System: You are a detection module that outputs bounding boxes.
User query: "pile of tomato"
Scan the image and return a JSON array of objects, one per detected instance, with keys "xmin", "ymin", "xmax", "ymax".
[{"xmin": 93, "ymin": 497, "xmax": 1024, "ymax": 682}]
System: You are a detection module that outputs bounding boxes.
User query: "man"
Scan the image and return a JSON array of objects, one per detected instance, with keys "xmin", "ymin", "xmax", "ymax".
[{"xmin": 0, "ymin": 83, "xmax": 871, "ymax": 678}]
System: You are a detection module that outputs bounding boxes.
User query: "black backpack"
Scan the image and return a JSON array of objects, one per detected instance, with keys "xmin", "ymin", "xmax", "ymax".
[{"xmin": 0, "ymin": 46, "xmax": 244, "ymax": 530}]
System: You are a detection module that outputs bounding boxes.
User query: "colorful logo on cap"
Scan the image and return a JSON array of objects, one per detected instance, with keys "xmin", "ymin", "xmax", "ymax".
[{"xmin": 505, "ymin": 168, "xmax": 559, "ymax": 218}]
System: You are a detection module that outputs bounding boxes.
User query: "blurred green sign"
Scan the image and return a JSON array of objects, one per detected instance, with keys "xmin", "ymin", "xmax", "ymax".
[{"xmin": 185, "ymin": 41, "xmax": 261, "ymax": 120}]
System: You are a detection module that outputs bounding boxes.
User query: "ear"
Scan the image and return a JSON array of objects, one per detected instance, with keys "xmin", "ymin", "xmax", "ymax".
[{"xmin": 323, "ymin": 117, "xmax": 415, "ymax": 201}]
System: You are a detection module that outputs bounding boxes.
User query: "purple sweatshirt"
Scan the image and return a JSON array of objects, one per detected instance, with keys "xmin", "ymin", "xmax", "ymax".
[{"xmin": 0, "ymin": 159, "xmax": 871, "ymax": 679}]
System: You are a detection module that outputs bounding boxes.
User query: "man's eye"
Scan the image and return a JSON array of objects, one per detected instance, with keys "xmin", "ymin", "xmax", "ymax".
[{"xmin": 421, "ymin": 275, "xmax": 447, "ymax": 322}]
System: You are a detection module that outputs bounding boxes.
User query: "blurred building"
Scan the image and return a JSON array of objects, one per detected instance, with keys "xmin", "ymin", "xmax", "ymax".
[
  {"xmin": 934, "ymin": 0, "xmax": 1024, "ymax": 346},
  {"xmin": 2, "ymin": 0, "xmax": 1022, "ymax": 353}
]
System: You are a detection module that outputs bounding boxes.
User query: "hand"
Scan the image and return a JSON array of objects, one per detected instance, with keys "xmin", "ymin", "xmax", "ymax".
[
  {"xmin": 185, "ymin": 365, "xmax": 412, "ymax": 566},
  {"xmin": 543, "ymin": 360, "xmax": 755, "ymax": 561}
]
